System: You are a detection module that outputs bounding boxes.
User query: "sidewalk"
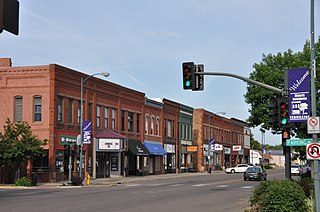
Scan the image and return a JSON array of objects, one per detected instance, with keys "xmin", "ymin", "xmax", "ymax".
[{"xmin": 0, "ymin": 170, "xmax": 225, "ymax": 189}]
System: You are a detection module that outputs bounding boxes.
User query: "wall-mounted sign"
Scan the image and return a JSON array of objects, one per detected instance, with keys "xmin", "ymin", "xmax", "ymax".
[
  {"xmin": 60, "ymin": 135, "xmax": 77, "ymax": 145},
  {"xmin": 187, "ymin": 145, "xmax": 198, "ymax": 152},
  {"xmin": 233, "ymin": 145, "xmax": 242, "ymax": 151},
  {"xmin": 214, "ymin": 144, "xmax": 223, "ymax": 151},
  {"xmin": 98, "ymin": 139, "xmax": 120, "ymax": 150}
]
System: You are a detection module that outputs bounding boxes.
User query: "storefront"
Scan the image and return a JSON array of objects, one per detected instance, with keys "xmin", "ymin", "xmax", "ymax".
[
  {"xmin": 127, "ymin": 140, "xmax": 149, "ymax": 176},
  {"xmin": 224, "ymin": 147, "xmax": 231, "ymax": 168},
  {"xmin": 214, "ymin": 144, "xmax": 223, "ymax": 170},
  {"xmin": 144, "ymin": 141, "xmax": 166, "ymax": 174},
  {"xmin": 94, "ymin": 129, "xmax": 127, "ymax": 178},
  {"xmin": 163, "ymin": 143, "xmax": 175, "ymax": 173}
]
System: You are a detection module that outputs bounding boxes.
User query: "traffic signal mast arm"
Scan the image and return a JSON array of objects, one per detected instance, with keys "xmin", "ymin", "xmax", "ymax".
[{"xmin": 196, "ymin": 72, "xmax": 286, "ymax": 95}]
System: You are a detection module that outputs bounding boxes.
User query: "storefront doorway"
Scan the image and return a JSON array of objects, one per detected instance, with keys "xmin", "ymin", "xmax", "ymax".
[{"xmin": 96, "ymin": 152, "xmax": 110, "ymax": 178}]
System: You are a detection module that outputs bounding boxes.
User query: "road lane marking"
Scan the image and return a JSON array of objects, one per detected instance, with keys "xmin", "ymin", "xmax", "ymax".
[
  {"xmin": 241, "ymin": 186, "xmax": 254, "ymax": 189},
  {"xmin": 169, "ymin": 184, "xmax": 184, "ymax": 187},
  {"xmin": 193, "ymin": 184, "xmax": 209, "ymax": 187},
  {"xmin": 216, "ymin": 185, "xmax": 229, "ymax": 188}
]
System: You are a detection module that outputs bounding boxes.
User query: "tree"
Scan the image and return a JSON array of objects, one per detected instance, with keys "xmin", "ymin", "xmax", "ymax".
[
  {"xmin": 0, "ymin": 119, "xmax": 48, "ymax": 175},
  {"xmin": 244, "ymin": 37, "xmax": 320, "ymax": 135}
]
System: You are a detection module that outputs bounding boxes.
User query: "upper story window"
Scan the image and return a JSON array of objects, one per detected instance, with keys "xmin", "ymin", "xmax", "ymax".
[
  {"xmin": 88, "ymin": 103, "xmax": 92, "ymax": 121},
  {"xmin": 136, "ymin": 113, "xmax": 140, "ymax": 133},
  {"xmin": 156, "ymin": 116, "xmax": 160, "ymax": 136},
  {"xmin": 77, "ymin": 100, "xmax": 81, "ymax": 124},
  {"xmin": 128, "ymin": 111, "xmax": 134, "ymax": 132},
  {"xmin": 67, "ymin": 98, "xmax": 73, "ymax": 124},
  {"xmin": 96, "ymin": 105, "xmax": 101, "ymax": 128},
  {"xmin": 167, "ymin": 120, "xmax": 172, "ymax": 137},
  {"xmin": 145, "ymin": 114, "xmax": 149, "ymax": 134},
  {"xmin": 104, "ymin": 107, "xmax": 108, "ymax": 128},
  {"xmin": 14, "ymin": 96, "xmax": 23, "ymax": 122},
  {"xmin": 58, "ymin": 96, "xmax": 63, "ymax": 123},
  {"xmin": 34, "ymin": 96, "xmax": 42, "ymax": 122},
  {"xmin": 150, "ymin": 116, "xmax": 154, "ymax": 135},
  {"xmin": 121, "ymin": 110, "xmax": 125, "ymax": 131},
  {"xmin": 111, "ymin": 108, "xmax": 116, "ymax": 130}
]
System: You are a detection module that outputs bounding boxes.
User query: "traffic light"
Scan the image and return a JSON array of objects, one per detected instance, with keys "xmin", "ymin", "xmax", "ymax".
[
  {"xmin": 268, "ymin": 98, "xmax": 279, "ymax": 130},
  {"xmin": 0, "ymin": 0, "xmax": 19, "ymax": 35},
  {"xmin": 182, "ymin": 62, "xmax": 195, "ymax": 90},
  {"xmin": 278, "ymin": 98, "xmax": 289, "ymax": 127},
  {"xmin": 194, "ymin": 64, "xmax": 204, "ymax": 91}
]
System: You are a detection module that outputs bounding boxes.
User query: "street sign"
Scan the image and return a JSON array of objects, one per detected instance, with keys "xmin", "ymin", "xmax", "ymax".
[
  {"xmin": 288, "ymin": 68, "xmax": 310, "ymax": 122},
  {"xmin": 307, "ymin": 143, "xmax": 320, "ymax": 160},
  {"xmin": 308, "ymin": 117, "xmax": 320, "ymax": 134},
  {"xmin": 286, "ymin": 139, "xmax": 312, "ymax": 146}
]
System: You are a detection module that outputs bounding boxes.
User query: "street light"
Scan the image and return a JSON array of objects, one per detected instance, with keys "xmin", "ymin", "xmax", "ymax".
[
  {"xmin": 208, "ymin": 112, "xmax": 226, "ymax": 173},
  {"xmin": 79, "ymin": 72, "xmax": 110, "ymax": 178}
]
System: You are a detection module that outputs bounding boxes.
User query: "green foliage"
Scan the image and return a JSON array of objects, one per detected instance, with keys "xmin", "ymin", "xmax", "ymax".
[
  {"xmin": 297, "ymin": 175, "xmax": 313, "ymax": 198},
  {"xmin": 263, "ymin": 164, "xmax": 273, "ymax": 169},
  {"xmin": 250, "ymin": 180, "xmax": 308, "ymax": 212},
  {"xmin": 0, "ymin": 119, "xmax": 48, "ymax": 167},
  {"xmin": 14, "ymin": 177, "xmax": 32, "ymax": 187},
  {"xmin": 244, "ymin": 37, "xmax": 320, "ymax": 133}
]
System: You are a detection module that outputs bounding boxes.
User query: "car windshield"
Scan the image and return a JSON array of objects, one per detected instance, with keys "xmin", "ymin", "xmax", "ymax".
[
  {"xmin": 247, "ymin": 167, "xmax": 261, "ymax": 173},
  {"xmin": 291, "ymin": 165, "xmax": 300, "ymax": 168}
]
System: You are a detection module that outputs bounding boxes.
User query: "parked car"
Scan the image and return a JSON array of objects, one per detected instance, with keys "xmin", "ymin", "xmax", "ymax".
[
  {"xmin": 291, "ymin": 164, "xmax": 301, "ymax": 176},
  {"xmin": 244, "ymin": 166, "xmax": 267, "ymax": 181},
  {"xmin": 225, "ymin": 164, "xmax": 253, "ymax": 174}
]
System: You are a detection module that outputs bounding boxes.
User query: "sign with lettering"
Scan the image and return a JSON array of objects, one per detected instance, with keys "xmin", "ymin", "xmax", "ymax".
[
  {"xmin": 60, "ymin": 135, "xmax": 77, "ymax": 145},
  {"xmin": 82, "ymin": 120, "xmax": 92, "ymax": 144},
  {"xmin": 288, "ymin": 68, "xmax": 310, "ymax": 122}
]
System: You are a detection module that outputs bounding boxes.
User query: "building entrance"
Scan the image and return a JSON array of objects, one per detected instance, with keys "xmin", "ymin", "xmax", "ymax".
[{"xmin": 96, "ymin": 152, "xmax": 110, "ymax": 178}]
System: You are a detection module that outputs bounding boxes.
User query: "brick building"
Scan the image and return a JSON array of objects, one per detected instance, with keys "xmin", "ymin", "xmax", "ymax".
[
  {"xmin": 0, "ymin": 58, "xmax": 251, "ymax": 183},
  {"xmin": 193, "ymin": 109, "xmax": 250, "ymax": 172}
]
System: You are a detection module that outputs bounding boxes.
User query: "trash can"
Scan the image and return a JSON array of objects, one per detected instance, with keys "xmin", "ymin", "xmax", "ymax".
[{"xmin": 31, "ymin": 173, "xmax": 37, "ymax": 186}]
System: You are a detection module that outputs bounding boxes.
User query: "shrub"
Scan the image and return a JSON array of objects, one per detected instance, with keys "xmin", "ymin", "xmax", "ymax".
[
  {"xmin": 250, "ymin": 180, "xmax": 308, "ymax": 212},
  {"xmin": 14, "ymin": 177, "xmax": 32, "ymax": 187},
  {"xmin": 297, "ymin": 176, "xmax": 313, "ymax": 198},
  {"xmin": 263, "ymin": 164, "xmax": 273, "ymax": 170}
]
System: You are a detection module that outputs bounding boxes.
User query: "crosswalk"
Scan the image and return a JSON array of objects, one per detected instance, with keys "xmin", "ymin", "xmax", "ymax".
[{"xmin": 122, "ymin": 182, "xmax": 254, "ymax": 189}]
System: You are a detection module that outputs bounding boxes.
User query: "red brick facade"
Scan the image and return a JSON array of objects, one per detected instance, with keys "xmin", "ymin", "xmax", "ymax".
[{"xmin": 0, "ymin": 58, "xmax": 250, "ymax": 182}]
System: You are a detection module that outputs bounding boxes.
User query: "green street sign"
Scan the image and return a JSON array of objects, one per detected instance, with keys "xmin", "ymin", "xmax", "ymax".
[
  {"xmin": 286, "ymin": 139, "xmax": 313, "ymax": 146},
  {"xmin": 60, "ymin": 135, "xmax": 77, "ymax": 145}
]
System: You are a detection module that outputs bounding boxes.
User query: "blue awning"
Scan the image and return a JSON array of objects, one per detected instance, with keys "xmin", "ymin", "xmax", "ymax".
[{"xmin": 144, "ymin": 141, "xmax": 167, "ymax": 156}]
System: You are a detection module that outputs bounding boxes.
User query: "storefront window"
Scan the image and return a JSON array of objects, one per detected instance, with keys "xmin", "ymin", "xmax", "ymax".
[{"xmin": 55, "ymin": 150, "xmax": 64, "ymax": 172}]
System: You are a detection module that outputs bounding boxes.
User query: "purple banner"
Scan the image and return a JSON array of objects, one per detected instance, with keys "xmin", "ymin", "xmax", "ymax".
[
  {"xmin": 82, "ymin": 120, "xmax": 92, "ymax": 144},
  {"xmin": 288, "ymin": 68, "xmax": 310, "ymax": 122}
]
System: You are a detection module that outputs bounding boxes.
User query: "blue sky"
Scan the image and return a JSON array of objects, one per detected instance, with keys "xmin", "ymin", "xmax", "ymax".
[{"xmin": 1, "ymin": 0, "xmax": 319, "ymax": 146}]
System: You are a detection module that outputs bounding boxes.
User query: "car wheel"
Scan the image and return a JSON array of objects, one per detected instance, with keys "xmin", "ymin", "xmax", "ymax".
[
  {"xmin": 263, "ymin": 177, "xmax": 267, "ymax": 181},
  {"xmin": 231, "ymin": 169, "xmax": 235, "ymax": 173}
]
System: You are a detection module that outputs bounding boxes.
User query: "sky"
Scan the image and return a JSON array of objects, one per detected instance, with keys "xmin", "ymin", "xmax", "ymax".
[{"xmin": 1, "ymin": 0, "xmax": 319, "ymax": 146}]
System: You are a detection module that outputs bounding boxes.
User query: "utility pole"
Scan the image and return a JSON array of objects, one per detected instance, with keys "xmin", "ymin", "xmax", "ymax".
[{"xmin": 310, "ymin": 0, "xmax": 320, "ymax": 211}]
